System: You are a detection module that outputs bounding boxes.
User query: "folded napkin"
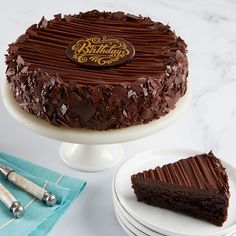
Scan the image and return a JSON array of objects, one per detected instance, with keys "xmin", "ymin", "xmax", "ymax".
[{"xmin": 0, "ymin": 152, "xmax": 86, "ymax": 236}]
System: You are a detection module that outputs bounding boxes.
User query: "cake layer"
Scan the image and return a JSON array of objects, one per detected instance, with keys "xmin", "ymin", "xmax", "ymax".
[
  {"xmin": 132, "ymin": 179, "xmax": 228, "ymax": 226},
  {"xmin": 6, "ymin": 10, "xmax": 188, "ymax": 130},
  {"xmin": 131, "ymin": 152, "xmax": 230, "ymax": 226}
]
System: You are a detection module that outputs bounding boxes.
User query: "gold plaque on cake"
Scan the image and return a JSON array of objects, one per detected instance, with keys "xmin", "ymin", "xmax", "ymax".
[{"xmin": 66, "ymin": 35, "xmax": 135, "ymax": 68}]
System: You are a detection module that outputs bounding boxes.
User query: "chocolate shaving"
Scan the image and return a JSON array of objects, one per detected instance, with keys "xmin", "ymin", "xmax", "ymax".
[
  {"xmin": 38, "ymin": 17, "xmax": 48, "ymax": 29},
  {"xmin": 16, "ymin": 55, "xmax": 25, "ymax": 66},
  {"xmin": 64, "ymin": 14, "xmax": 72, "ymax": 22},
  {"xmin": 54, "ymin": 14, "xmax": 62, "ymax": 20}
]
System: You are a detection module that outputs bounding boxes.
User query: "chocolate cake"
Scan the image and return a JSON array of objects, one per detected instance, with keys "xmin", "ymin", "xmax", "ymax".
[
  {"xmin": 131, "ymin": 151, "xmax": 230, "ymax": 226},
  {"xmin": 5, "ymin": 10, "xmax": 188, "ymax": 130}
]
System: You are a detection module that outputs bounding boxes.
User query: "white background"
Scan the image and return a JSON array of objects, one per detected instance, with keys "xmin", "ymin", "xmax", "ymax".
[{"xmin": 0, "ymin": 0, "xmax": 236, "ymax": 235}]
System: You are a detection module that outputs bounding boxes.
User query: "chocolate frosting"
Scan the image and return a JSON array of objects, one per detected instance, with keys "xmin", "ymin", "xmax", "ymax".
[
  {"xmin": 131, "ymin": 151, "xmax": 230, "ymax": 197},
  {"xmin": 5, "ymin": 10, "xmax": 188, "ymax": 130}
]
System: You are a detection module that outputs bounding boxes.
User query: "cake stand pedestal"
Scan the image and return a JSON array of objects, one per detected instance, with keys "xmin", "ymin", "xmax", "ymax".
[{"xmin": 2, "ymin": 82, "xmax": 191, "ymax": 172}]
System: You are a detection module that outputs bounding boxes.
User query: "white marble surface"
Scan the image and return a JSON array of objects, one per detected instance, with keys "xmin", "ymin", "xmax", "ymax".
[{"xmin": 0, "ymin": 0, "xmax": 236, "ymax": 235}]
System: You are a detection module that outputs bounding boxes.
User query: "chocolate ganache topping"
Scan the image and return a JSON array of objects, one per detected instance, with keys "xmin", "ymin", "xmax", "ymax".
[{"xmin": 5, "ymin": 10, "xmax": 188, "ymax": 130}]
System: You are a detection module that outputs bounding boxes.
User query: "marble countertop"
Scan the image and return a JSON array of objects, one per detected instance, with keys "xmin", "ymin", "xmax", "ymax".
[{"xmin": 0, "ymin": 0, "xmax": 236, "ymax": 235}]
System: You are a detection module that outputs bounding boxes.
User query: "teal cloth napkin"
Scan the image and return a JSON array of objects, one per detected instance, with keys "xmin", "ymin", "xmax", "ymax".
[{"xmin": 0, "ymin": 152, "xmax": 86, "ymax": 236}]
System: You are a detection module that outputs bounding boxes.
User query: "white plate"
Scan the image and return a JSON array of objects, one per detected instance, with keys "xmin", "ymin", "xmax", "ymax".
[
  {"xmin": 115, "ymin": 207, "xmax": 148, "ymax": 236},
  {"xmin": 114, "ymin": 149, "xmax": 236, "ymax": 236},
  {"xmin": 115, "ymin": 210, "xmax": 136, "ymax": 236},
  {"xmin": 114, "ymin": 195, "xmax": 164, "ymax": 236},
  {"xmin": 113, "ymin": 178, "xmax": 164, "ymax": 236},
  {"xmin": 113, "ymin": 185, "xmax": 234, "ymax": 236}
]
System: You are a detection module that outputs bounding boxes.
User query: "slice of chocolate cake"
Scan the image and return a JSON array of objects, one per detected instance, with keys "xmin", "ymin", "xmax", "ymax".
[{"xmin": 131, "ymin": 151, "xmax": 230, "ymax": 226}]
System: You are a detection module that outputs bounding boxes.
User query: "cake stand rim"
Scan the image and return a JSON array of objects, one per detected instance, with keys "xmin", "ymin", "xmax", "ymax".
[{"xmin": 2, "ymin": 81, "xmax": 191, "ymax": 144}]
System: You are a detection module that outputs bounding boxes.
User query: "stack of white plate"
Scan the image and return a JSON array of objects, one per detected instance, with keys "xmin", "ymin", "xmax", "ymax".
[{"xmin": 112, "ymin": 149, "xmax": 236, "ymax": 236}]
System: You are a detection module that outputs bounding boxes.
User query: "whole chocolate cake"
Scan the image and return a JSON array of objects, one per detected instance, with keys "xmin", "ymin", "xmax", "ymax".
[
  {"xmin": 5, "ymin": 10, "xmax": 188, "ymax": 130},
  {"xmin": 131, "ymin": 151, "xmax": 230, "ymax": 226}
]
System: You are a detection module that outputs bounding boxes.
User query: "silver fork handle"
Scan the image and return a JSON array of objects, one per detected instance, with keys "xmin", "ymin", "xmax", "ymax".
[{"xmin": 0, "ymin": 183, "xmax": 25, "ymax": 218}]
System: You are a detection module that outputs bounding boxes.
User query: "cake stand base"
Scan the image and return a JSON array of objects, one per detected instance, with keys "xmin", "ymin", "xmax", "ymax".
[{"xmin": 60, "ymin": 143, "xmax": 124, "ymax": 172}]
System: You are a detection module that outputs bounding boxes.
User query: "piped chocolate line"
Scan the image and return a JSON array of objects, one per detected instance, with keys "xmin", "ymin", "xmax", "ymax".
[
  {"xmin": 132, "ymin": 151, "xmax": 230, "ymax": 196},
  {"xmin": 9, "ymin": 11, "xmax": 186, "ymax": 85}
]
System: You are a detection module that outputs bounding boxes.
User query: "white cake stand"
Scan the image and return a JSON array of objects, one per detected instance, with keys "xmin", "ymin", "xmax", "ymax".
[{"xmin": 2, "ymin": 82, "xmax": 191, "ymax": 172}]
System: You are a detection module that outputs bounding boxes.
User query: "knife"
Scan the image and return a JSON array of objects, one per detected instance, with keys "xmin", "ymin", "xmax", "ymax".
[
  {"xmin": 0, "ymin": 165, "xmax": 57, "ymax": 207},
  {"xmin": 0, "ymin": 182, "xmax": 25, "ymax": 218}
]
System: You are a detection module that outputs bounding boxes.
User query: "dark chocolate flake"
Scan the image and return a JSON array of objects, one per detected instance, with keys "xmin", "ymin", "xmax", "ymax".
[
  {"xmin": 54, "ymin": 14, "xmax": 62, "ymax": 20},
  {"xmin": 123, "ymin": 110, "xmax": 128, "ymax": 117},
  {"xmin": 21, "ymin": 66, "xmax": 28, "ymax": 74},
  {"xmin": 64, "ymin": 15, "xmax": 72, "ymax": 22},
  {"xmin": 127, "ymin": 90, "xmax": 136, "ymax": 98},
  {"xmin": 126, "ymin": 13, "xmax": 140, "ymax": 20},
  {"xmin": 6, "ymin": 69, "xmax": 15, "ymax": 76}
]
